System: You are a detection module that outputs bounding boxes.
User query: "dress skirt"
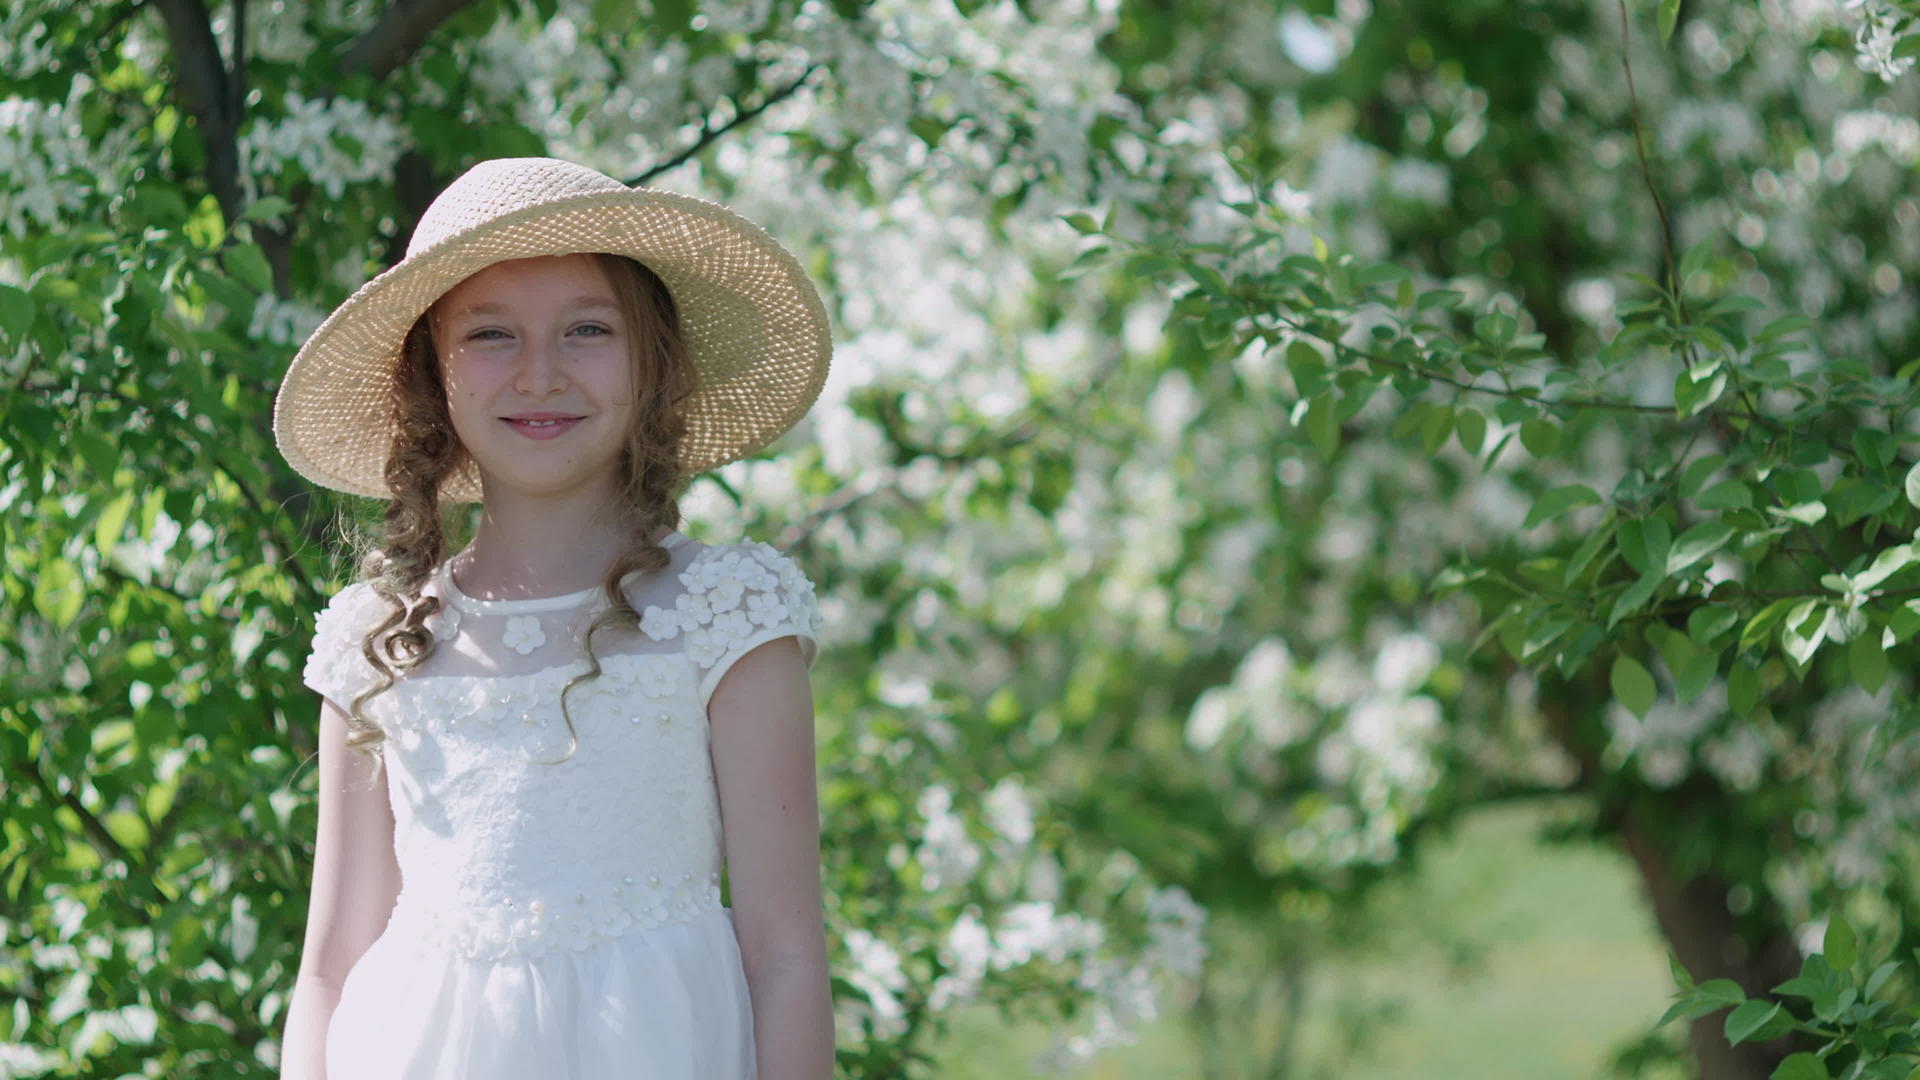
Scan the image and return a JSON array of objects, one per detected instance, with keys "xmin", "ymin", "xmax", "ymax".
[{"xmin": 325, "ymin": 905, "xmax": 757, "ymax": 1079}]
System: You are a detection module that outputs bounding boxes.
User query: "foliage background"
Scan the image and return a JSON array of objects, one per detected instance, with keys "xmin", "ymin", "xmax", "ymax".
[{"xmin": 3, "ymin": 0, "xmax": 1920, "ymax": 1077}]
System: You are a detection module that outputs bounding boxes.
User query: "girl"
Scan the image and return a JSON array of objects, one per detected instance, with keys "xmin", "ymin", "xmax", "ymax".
[{"xmin": 270, "ymin": 157, "xmax": 836, "ymax": 1080}]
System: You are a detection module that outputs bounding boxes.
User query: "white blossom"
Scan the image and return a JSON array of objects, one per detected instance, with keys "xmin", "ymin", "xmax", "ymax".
[
  {"xmin": 237, "ymin": 91, "xmax": 406, "ymax": 201},
  {"xmin": 915, "ymin": 784, "xmax": 981, "ymax": 891},
  {"xmin": 843, "ymin": 928, "xmax": 909, "ymax": 1039}
]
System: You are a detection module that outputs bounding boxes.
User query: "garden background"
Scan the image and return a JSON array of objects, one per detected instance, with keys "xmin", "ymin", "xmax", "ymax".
[{"xmin": 4, "ymin": 0, "xmax": 1920, "ymax": 1076}]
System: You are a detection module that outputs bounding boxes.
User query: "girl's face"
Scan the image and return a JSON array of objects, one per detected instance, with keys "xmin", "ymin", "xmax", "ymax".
[{"xmin": 430, "ymin": 253, "xmax": 636, "ymax": 500}]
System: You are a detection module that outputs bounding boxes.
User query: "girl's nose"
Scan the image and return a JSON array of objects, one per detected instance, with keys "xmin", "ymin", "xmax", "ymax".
[{"xmin": 513, "ymin": 334, "xmax": 567, "ymax": 396}]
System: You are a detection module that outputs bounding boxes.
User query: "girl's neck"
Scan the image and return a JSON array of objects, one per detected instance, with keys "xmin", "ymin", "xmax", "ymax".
[{"xmin": 447, "ymin": 521, "xmax": 678, "ymax": 602}]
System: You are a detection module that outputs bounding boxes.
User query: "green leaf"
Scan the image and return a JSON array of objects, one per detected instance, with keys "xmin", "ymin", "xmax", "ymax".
[
  {"xmin": 1675, "ymin": 366, "xmax": 1728, "ymax": 417},
  {"xmin": 1727, "ymin": 659, "xmax": 1762, "ymax": 714},
  {"xmin": 1524, "ymin": 484, "xmax": 1603, "ymax": 529},
  {"xmin": 1740, "ymin": 597, "xmax": 1799, "ymax": 651},
  {"xmin": 0, "ymin": 283, "xmax": 32, "ymax": 345},
  {"xmin": 1697, "ymin": 978, "xmax": 1747, "ymax": 1007},
  {"xmin": 1724, "ymin": 1000, "xmax": 1786, "ymax": 1046},
  {"xmin": 1767, "ymin": 501, "xmax": 1827, "ymax": 526},
  {"xmin": 1865, "ymin": 960, "xmax": 1898, "ymax": 999},
  {"xmin": 1420, "ymin": 403, "xmax": 1454, "ymax": 456},
  {"xmin": 1474, "ymin": 311, "xmax": 1518, "ymax": 347},
  {"xmin": 1520, "ymin": 417, "xmax": 1561, "ymax": 458},
  {"xmin": 239, "ymin": 194, "xmax": 296, "ymax": 222},
  {"xmin": 1852, "ymin": 429, "xmax": 1895, "ymax": 471},
  {"xmin": 94, "ymin": 490, "xmax": 135, "ymax": 556},
  {"xmin": 221, "ymin": 242, "xmax": 274, "ymax": 293},
  {"xmin": 1825, "ymin": 914, "xmax": 1857, "ymax": 973},
  {"xmin": 1286, "ymin": 342, "xmax": 1329, "ymax": 397},
  {"xmin": 1611, "ymin": 654, "xmax": 1656, "ymax": 718},
  {"xmin": 1695, "ymin": 480, "xmax": 1753, "ymax": 509},
  {"xmin": 1355, "ymin": 262, "xmax": 1409, "ymax": 288},
  {"xmin": 1811, "ymin": 983, "xmax": 1855, "ymax": 1023},
  {"xmin": 1520, "ymin": 610, "xmax": 1577, "ymax": 660},
  {"xmin": 1393, "ymin": 401, "xmax": 1432, "ymax": 440},
  {"xmin": 1771, "ymin": 975, "xmax": 1823, "ymax": 1001},
  {"xmin": 1770, "ymin": 1053, "xmax": 1830, "ymax": 1080},
  {"xmin": 1061, "ymin": 212, "xmax": 1101, "ymax": 234},
  {"xmin": 1658, "ymin": 0, "xmax": 1681, "ymax": 44},
  {"xmin": 1904, "ymin": 460, "xmax": 1920, "ymax": 510},
  {"xmin": 1058, "ymin": 244, "xmax": 1114, "ymax": 280},
  {"xmin": 1678, "ymin": 454, "xmax": 1726, "ymax": 499},
  {"xmin": 1667, "ymin": 522, "xmax": 1735, "ymax": 574},
  {"xmin": 1563, "ymin": 517, "xmax": 1616, "ymax": 586},
  {"xmin": 1850, "ymin": 631, "xmax": 1889, "ymax": 694},
  {"xmin": 1619, "ymin": 516, "xmax": 1672, "ymax": 577},
  {"xmin": 183, "ymin": 192, "xmax": 225, "ymax": 250},
  {"xmin": 1669, "ymin": 952, "xmax": 1696, "ymax": 991},
  {"xmin": 1608, "ymin": 570, "xmax": 1661, "ymax": 629},
  {"xmin": 1655, "ymin": 991, "xmax": 1728, "ymax": 1029},
  {"xmin": 1454, "ymin": 407, "xmax": 1486, "ymax": 455},
  {"xmin": 1416, "ymin": 289, "xmax": 1464, "ymax": 312},
  {"xmin": 1756, "ymin": 314, "xmax": 1817, "ymax": 343},
  {"xmin": 1304, "ymin": 393, "xmax": 1339, "ymax": 461},
  {"xmin": 73, "ymin": 431, "xmax": 118, "ymax": 479},
  {"xmin": 1781, "ymin": 601, "xmax": 1831, "ymax": 668},
  {"xmin": 1688, "ymin": 604, "xmax": 1739, "ymax": 646},
  {"xmin": 1674, "ymin": 644, "xmax": 1719, "ymax": 705}
]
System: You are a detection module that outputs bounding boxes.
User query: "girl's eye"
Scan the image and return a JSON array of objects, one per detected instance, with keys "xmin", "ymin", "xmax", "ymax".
[
  {"xmin": 573, "ymin": 323, "xmax": 611, "ymax": 336},
  {"xmin": 470, "ymin": 328, "xmax": 507, "ymax": 341}
]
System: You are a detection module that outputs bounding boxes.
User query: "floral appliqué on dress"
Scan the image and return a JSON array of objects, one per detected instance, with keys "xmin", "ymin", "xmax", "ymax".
[
  {"xmin": 502, "ymin": 614, "xmax": 546, "ymax": 655},
  {"xmin": 639, "ymin": 542, "xmax": 823, "ymax": 687}
]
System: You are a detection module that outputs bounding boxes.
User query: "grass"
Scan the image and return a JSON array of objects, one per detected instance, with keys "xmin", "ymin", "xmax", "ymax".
[{"xmin": 926, "ymin": 797, "xmax": 1683, "ymax": 1079}]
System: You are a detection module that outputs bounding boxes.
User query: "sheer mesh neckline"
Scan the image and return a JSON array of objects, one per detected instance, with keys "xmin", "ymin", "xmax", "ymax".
[{"xmin": 437, "ymin": 531, "xmax": 691, "ymax": 614}]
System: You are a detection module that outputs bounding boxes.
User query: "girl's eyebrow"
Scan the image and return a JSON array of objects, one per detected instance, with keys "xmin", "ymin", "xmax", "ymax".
[{"xmin": 450, "ymin": 296, "xmax": 619, "ymax": 318}]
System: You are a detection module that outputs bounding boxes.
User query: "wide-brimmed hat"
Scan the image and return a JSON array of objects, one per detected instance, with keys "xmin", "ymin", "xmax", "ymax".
[{"xmin": 271, "ymin": 156, "xmax": 832, "ymax": 502}]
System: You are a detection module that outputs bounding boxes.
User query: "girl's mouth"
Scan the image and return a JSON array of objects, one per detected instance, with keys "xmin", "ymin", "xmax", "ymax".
[{"xmin": 502, "ymin": 417, "xmax": 583, "ymax": 440}]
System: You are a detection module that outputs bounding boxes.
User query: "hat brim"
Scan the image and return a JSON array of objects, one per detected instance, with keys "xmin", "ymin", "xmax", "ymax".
[{"xmin": 271, "ymin": 187, "xmax": 831, "ymax": 502}]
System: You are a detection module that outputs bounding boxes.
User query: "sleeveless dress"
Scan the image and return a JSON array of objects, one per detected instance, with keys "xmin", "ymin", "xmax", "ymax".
[{"xmin": 298, "ymin": 530, "xmax": 822, "ymax": 1079}]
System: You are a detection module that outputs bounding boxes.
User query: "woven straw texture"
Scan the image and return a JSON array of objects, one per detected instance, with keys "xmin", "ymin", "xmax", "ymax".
[{"xmin": 271, "ymin": 157, "xmax": 831, "ymax": 502}]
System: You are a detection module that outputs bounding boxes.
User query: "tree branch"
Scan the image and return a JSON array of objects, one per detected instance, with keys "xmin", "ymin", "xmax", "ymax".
[
  {"xmin": 151, "ymin": 0, "xmax": 243, "ymax": 220},
  {"xmin": 338, "ymin": 0, "xmax": 483, "ymax": 82},
  {"xmin": 229, "ymin": 0, "xmax": 247, "ymax": 127},
  {"xmin": 1616, "ymin": 0, "xmax": 1684, "ymax": 321},
  {"xmin": 21, "ymin": 751, "xmax": 141, "ymax": 878},
  {"xmin": 629, "ymin": 64, "xmax": 824, "ymax": 186}
]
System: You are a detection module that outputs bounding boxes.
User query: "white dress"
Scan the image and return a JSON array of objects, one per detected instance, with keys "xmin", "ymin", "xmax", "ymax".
[{"xmin": 298, "ymin": 531, "xmax": 822, "ymax": 1079}]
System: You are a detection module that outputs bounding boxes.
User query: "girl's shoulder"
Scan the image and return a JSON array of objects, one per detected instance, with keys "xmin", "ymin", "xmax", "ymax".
[
  {"xmin": 301, "ymin": 581, "xmax": 395, "ymax": 707},
  {"xmin": 313, "ymin": 580, "xmax": 391, "ymax": 639}
]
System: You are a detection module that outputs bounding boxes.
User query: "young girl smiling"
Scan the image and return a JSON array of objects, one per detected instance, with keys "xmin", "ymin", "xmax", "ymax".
[{"xmin": 271, "ymin": 157, "xmax": 836, "ymax": 1080}]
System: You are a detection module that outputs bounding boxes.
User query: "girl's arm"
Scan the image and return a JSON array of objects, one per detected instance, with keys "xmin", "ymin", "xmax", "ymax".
[
  {"xmin": 709, "ymin": 636, "xmax": 835, "ymax": 1080},
  {"xmin": 279, "ymin": 699, "xmax": 403, "ymax": 1080}
]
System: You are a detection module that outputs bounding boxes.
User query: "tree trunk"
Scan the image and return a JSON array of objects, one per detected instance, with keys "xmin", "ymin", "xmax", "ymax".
[
  {"xmin": 1615, "ymin": 811, "xmax": 1802, "ymax": 1080},
  {"xmin": 1535, "ymin": 679, "xmax": 1803, "ymax": 1080}
]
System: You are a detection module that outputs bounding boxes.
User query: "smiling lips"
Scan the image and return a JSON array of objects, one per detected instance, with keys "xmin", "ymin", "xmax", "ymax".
[{"xmin": 502, "ymin": 414, "xmax": 584, "ymax": 440}]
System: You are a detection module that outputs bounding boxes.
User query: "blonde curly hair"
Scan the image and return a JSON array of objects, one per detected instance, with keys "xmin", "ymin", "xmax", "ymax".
[{"xmin": 335, "ymin": 252, "xmax": 699, "ymax": 768}]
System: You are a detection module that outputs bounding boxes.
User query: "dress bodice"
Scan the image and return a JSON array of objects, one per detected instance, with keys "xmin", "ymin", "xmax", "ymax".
[{"xmin": 299, "ymin": 532, "xmax": 823, "ymax": 962}]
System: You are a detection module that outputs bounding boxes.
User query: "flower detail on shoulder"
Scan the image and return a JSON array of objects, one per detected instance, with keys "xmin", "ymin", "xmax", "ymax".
[
  {"xmin": 744, "ymin": 588, "xmax": 791, "ymax": 628},
  {"xmin": 304, "ymin": 582, "xmax": 393, "ymax": 709},
  {"xmin": 649, "ymin": 541, "xmax": 825, "ymax": 675},
  {"xmin": 640, "ymin": 591, "xmax": 712, "ymax": 641},
  {"xmin": 502, "ymin": 614, "xmax": 546, "ymax": 655}
]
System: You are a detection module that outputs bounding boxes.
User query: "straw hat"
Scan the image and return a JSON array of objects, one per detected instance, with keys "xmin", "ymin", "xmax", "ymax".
[{"xmin": 272, "ymin": 156, "xmax": 832, "ymax": 502}]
